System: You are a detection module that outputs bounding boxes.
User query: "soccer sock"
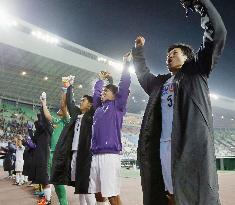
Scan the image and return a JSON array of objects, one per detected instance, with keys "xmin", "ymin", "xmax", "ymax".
[
  {"xmin": 44, "ymin": 186, "xmax": 52, "ymax": 201},
  {"xmin": 79, "ymin": 194, "xmax": 86, "ymax": 205},
  {"xmin": 24, "ymin": 175, "xmax": 28, "ymax": 182},
  {"xmin": 16, "ymin": 173, "xmax": 20, "ymax": 183},
  {"xmin": 19, "ymin": 173, "xmax": 24, "ymax": 184},
  {"xmin": 55, "ymin": 185, "xmax": 68, "ymax": 205}
]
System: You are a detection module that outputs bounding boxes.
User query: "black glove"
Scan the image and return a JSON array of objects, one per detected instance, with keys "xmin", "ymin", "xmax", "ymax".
[
  {"xmin": 180, "ymin": 0, "xmax": 204, "ymax": 17},
  {"xmin": 180, "ymin": 0, "xmax": 198, "ymax": 9}
]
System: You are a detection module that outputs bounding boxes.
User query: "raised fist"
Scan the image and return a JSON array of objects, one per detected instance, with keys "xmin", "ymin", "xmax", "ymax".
[
  {"xmin": 180, "ymin": 0, "xmax": 199, "ymax": 10},
  {"xmin": 98, "ymin": 71, "xmax": 108, "ymax": 80},
  {"xmin": 135, "ymin": 36, "xmax": 145, "ymax": 48},
  {"xmin": 40, "ymin": 92, "xmax": 46, "ymax": 103}
]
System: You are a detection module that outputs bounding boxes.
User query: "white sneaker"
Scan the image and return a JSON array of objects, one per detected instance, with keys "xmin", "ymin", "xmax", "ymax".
[{"xmin": 17, "ymin": 182, "xmax": 23, "ymax": 186}]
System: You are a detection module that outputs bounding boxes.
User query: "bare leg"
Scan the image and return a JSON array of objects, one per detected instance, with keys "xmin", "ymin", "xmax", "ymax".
[
  {"xmin": 95, "ymin": 192, "xmax": 106, "ymax": 202},
  {"xmin": 167, "ymin": 193, "xmax": 175, "ymax": 205},
  {"xmin": 108, "ymin": 195, "xmax": 122, "ymax": 205}
]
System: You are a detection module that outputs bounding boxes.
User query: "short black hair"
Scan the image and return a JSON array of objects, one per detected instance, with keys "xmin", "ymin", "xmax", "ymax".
[
  {"xmin": 168, "ymin": 43, "xmax": 194, "ymax": 62},
  {"xmin": 83, "ymin": 95, "xmax": 93, "ymax": 104},
  {"xmin": 105, "ymin": 84, "xmax": 118, "ymax": 95}
]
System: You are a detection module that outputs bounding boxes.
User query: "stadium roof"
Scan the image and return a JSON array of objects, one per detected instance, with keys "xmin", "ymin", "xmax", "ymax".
[{"xmin": 0, "ymin": 12, "xmax": 146, "ymax": 110}]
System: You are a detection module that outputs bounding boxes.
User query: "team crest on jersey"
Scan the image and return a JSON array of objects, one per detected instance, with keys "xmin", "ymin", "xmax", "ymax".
[{"xmin": 161, "ymin": 83, "xmax": 175, "ymax": 96}]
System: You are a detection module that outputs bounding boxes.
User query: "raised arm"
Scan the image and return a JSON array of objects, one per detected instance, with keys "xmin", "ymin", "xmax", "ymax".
[
  {"xmin": 93, "ymin": 72, "xmax": 106, "ymax": 109},
  {"xmin": 66, "ymin": 85, "xmax": 81, "ymax": 119},
  {"xmin": 40, "ymin": 92, "xmax": 52, "ymax": 122},
  {"xmin": 115, "ymin": 54, "xmax": 131, "ymax": 112},
  {"xmin": 132, "ymin": 37, "xmax": 166, "ymax": 95},
  {"xmin": 60, "ymin": 91, "xmax": 69, "ymax": 119},
  {"xmin": 181, "ymin": 0, "xmax": 227, "ymax": 76}
]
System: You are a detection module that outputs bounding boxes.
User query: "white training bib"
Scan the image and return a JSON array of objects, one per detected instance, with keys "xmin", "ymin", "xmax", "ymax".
[
  {"xmin": 71, "ymin": 114, "xmax": 84, "ymax": 151},
  {"xmin": 160, "ymin": 75, "xmax": 175, "ymax": 142}
]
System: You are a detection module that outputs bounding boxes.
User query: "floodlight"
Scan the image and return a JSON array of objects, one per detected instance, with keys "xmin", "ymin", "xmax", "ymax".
[
  {"xmin": 31, "ymin": 30, "xmax": 59, "ymax": 45},
  {"xmin": 209, "ymin": 93, "xmax": 219, "ymax": 100},
  {"xmin": 0, "ymin": 9, "xmax": 18, "ymax": 27}
]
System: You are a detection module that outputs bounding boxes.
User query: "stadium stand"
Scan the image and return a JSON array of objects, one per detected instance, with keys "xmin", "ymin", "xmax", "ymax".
[
  {"xmin": 214, "ymin": 129, "xmax": 235, "ymax": 157},
  {"xmin": 1, "ymin": 100, "xmax": 235, "ymax": 159}
]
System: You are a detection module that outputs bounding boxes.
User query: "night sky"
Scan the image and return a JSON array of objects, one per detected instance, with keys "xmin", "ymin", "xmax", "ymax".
[{"xmin": 2, "ymin": 0, "xmax": 235, "ymax": 100}]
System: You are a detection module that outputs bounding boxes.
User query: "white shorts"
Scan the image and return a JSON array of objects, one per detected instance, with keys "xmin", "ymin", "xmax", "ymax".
[
  {"xmin": 79, "ymin": 194, "xmax": 96, "ymax": 205},
  {"xmin": 160, "ymin": 141, "xmax": 173, "ymax": 194},
  {"xmin": 71, "ymin": 151, "xmax": 77, "ymax": 182},
  {"xmin": 15, "ymin": 160, "xmax": 24, "ymax": 172},
  {"xmin": 88, "ymin": 154, "xmax": 121, "ymax": 197}
]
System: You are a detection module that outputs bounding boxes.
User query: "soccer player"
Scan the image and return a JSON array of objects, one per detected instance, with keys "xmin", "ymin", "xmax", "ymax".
[
  {"xmin": 51, "ymin": 75, "xmax": 96, "ymax": 205},
  {"xmin": 41, "ymin": 89, "xmax": 69, "ymax": 205},
  {"xmin": 131, "ymin": 0, "xmax": 226, "ymax": 204},
  {"xmin": 88, "ymin": 53, "xmax": 132, "ymax": 205}
]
